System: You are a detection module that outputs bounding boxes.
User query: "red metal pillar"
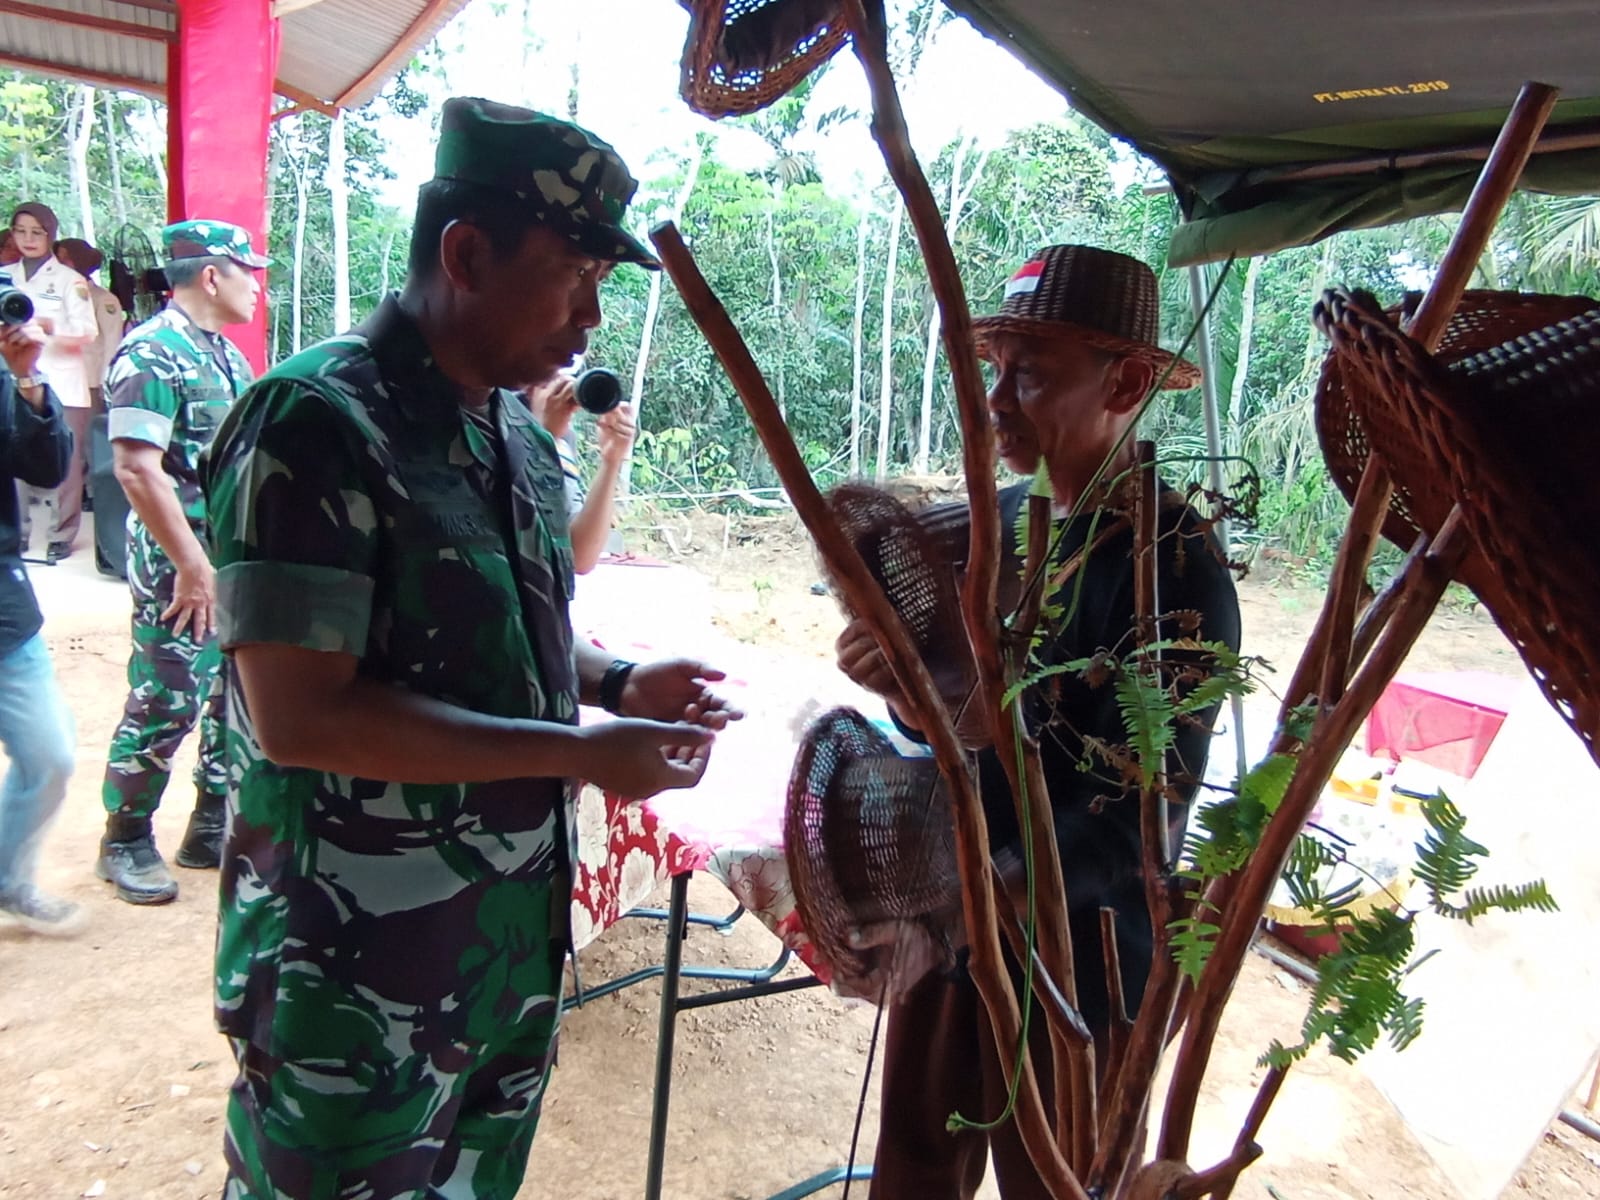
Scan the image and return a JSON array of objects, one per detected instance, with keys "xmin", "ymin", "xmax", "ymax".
[{"xmin": 167, "ymin": 0, "xmax": 280, "ymax": 371}]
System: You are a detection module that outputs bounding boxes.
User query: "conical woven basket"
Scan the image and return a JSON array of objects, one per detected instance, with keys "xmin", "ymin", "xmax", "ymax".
[{"xmin": 1314, "ymin": 286, "xmax": 1600, "ymax": 761}]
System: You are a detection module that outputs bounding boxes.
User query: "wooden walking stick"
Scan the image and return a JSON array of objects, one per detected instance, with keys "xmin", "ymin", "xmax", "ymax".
[{"xmin": 839, "ymin": 1, "xmax": 1091, "ymax": 1181}]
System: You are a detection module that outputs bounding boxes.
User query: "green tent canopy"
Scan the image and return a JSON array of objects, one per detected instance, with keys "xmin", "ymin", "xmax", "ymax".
[{"xmin": 942, "ymin": 0, "xmax": 1600, "ymax": 264}]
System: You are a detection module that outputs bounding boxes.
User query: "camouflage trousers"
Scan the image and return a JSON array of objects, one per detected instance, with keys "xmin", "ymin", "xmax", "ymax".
[
  {"xmin": 101, "ymin": 522, "xmax": 226, "ymax": 817},
  {"xmin": 221, "ymin": 952, "xmax": 564, "ymax": 1199}
]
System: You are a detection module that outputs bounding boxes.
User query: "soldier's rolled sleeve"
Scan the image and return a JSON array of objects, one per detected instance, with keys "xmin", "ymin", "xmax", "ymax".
[
  {"xmin": 207, "ymin": 379, "xmax": 379, "ymax": 656},
  {"xmin": 106, "ymin": 349, "xmax": 182, "ymax": 450},
  {"xmin": 107, "ymin": 404, "xmax": 175, "ymax": 449}
]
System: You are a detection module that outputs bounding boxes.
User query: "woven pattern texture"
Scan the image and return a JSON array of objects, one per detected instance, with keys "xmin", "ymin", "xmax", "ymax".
[
  {"xmin": 1314, "ymin": 286, "xmax": 1600, "ymax": 760},
  {"xmin": 679, "ymin": 0, "xmax": 849, "ymax": 119},
  {"xmin": 823, "ymin": 483, "xmax": 986, "ymax": 745},
  {"xmin": 785, "ymin": 707, "xmax": 959, "ymax": 983},
  {"xmin": 972, "ymin": 244, "xmax": 1200, "ymax": 389}
]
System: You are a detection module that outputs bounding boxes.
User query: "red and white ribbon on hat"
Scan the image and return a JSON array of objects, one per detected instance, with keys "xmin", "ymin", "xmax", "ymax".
[{"xmin": 1003, "ymin": 259, "xmax": 1045, "ymax": 298}]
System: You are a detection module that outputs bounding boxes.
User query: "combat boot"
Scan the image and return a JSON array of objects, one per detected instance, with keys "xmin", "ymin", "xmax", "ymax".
[
  {"xmin": 96, "ymin": 814, "xmax": 179, "ymax": 905},
  {"xmin": 175, "ymin": 795, "xmax": 226, "ymax": 870}
]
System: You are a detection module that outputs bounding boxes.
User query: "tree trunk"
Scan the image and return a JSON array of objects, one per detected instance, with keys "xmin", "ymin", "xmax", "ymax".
[
  {"xmin": 623, "ymin": 136, "xmax": 704, "ymax": 492},
  {"xmin": 1227, "ymin": 254, "xmax": 1262, "ymax": 452},
  {"xmin": 875, "ymin": 195, "xmax": 905, "ymax": 480},
  {"xmin": 104, "ymin": 92, "xmax": 128, "ymax": 228},
  {"xmin": 850, "ymin": 204, "xmax": 871, "ymax": 477},
  {"xmin": 290, "ymin": 126, "xmax": 310, "ymax": 354},
  {"xmin": 915, "ymin": 134, "xmax": 987, "ymax": 473},
  {"xmin": 379, "ymin": 227, "xmax": 396, "ymax": 299},
  {"xmin": 142, "ymin": 97, "xmax": 168, "ymax": 197},
  {"xmin": 768, "ymin": 181, "xmax": 786, "ymax": 421},
  {"xmin": 328, "ymin": 111, "xmax": 351, "ymax": 331},
  {"xmin": 68, "ymin": 84, "xmax": 97, "ymax": 244}
]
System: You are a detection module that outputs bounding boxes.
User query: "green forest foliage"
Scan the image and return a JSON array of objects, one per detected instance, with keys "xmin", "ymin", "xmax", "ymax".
[{"xmin": 5, "ymin": 65, "xmax": 1598, "ymax": 570}]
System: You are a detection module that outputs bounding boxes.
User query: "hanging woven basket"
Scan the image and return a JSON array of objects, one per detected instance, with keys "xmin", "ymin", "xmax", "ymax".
[
  {"xmin": 784, "ymin": 706, "xmax": 960, "ymax": 987},
  {"xmin": 679, "ymin": 0, "xmax": 850, "ymax": 119},
  {"xmin": 1314, "ymin": 287, "xmax": 1600, "ymax": 762}
]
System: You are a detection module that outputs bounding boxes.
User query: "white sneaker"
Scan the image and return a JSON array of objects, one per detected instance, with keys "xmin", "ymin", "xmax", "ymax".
[{"xmin": 0, "ymin": 886, "xmax": 87, "ymax": 937}]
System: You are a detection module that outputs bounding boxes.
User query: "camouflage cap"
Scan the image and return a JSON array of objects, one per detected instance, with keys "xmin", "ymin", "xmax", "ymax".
[
  {"xmin": 433, "ymin": 97, "xmax": 659, "ymax": 269},
  {"xmin": 163, "ymin": 219, "xmax": 271, "ymax": 270}
]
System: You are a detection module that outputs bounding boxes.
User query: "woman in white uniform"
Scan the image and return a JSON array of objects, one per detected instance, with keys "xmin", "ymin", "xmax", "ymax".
[{"xmin": 10, "ymin": 203, "xmax": 96, "ymax": 562}]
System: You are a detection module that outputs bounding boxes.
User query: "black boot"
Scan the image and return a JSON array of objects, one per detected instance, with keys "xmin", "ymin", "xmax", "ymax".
[
  {"xmin": 96, "ymin": 814, "xmax": 179, "ymax": 905},
  {"xmin": 175, "ymin": 796, "xmax": 226, "ymax": 870}
]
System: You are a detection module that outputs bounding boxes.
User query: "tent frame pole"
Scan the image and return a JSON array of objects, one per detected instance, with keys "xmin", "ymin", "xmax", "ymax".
[{"xmin": 1187, "ymin": 261, "xmax": 1250, "ymax": 777}]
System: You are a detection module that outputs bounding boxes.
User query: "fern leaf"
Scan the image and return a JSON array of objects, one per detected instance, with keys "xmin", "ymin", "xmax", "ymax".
[{"xmin": 1114, "ymin": 668, "xmax": 1177, "ymax": 789}]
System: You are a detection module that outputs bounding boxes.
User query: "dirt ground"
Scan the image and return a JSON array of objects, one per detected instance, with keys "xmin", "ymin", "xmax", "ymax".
[{"xmin": 3, "ymin": 508, "xmax": 1599, "ymax": 1200}]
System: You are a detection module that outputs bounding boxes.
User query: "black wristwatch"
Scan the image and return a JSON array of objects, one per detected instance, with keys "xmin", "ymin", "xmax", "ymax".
[{"xmin": 598, "ymin": 659, "xmax": 637, "ymax": 715}]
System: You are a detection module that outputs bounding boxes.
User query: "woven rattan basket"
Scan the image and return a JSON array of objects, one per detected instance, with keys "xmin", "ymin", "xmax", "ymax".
[
  {"xmin": 785, "ymin": 707, "xmax": 958, "ymax": 985},
  {"xmin": 679, "ymin": 0, "xmax": 849, "ymax": 119},
  {"xmin": 1314, "ymin": 287, "xmax": 1600, "ymax": 760}
]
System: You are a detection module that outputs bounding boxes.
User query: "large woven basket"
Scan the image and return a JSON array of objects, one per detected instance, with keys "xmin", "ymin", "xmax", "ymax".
[
  {"xmin": 1314, "ymin": 287, "xmax": 1600, "ymax": 762},
  {"xmin": 679, "ymin": 0, "xmax": 850, "ymax": 119}
]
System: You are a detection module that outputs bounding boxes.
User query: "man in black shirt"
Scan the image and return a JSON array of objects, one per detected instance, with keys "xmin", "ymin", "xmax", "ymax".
[
  {"xmin": 0, "ymin": 315, "xmax": 82, "ymax": 934},
  {"xmin": 834, "ymin": 245, "xmax": 1241, "ymax": 1198}
]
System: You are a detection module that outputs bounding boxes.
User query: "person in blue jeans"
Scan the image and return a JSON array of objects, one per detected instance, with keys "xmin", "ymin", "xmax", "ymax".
[{"xmin": 0, "ymin": 311, "xmax": 81, "ymax": 934}]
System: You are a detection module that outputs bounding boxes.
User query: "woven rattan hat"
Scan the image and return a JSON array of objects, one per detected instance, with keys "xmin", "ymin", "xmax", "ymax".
[
  {"xmin": 1314, "ymin": 287, "xmax": 1600, "ymax": 761},
  {"xmin": 973, "ymin": 245, "xmax": 1200, "ymax": 390},
  {"xmin": 785, "ymin": 707, "xmax": 961, "ymax": 987},
  {"xmin": 679, "ymin": 0, "xmax": 849, "ymax": 119}
]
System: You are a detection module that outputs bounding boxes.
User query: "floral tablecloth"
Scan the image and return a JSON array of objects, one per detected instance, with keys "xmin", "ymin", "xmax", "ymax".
[{"xmin": 566, "ymin": 558, "xmax": 905, "ymax": 983}]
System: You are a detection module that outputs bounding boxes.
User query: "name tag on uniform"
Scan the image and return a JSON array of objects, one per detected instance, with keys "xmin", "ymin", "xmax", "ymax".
[{"xmin": 397, "ymin": 462, "xmax": 500, "ymax": 544}]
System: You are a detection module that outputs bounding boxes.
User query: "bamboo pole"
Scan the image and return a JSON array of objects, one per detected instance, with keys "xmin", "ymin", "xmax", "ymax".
[
  {"xmin": 1017, "ymin": 491, "xmax": 1082, "ymax": 1157},
  {"xmin": 648, "ymin": 220, "xmax": 1083, "ymax": 1200},
  {"xmin": 1405, "ymin": 81, "xmax": 1559, "ymax": 352}
]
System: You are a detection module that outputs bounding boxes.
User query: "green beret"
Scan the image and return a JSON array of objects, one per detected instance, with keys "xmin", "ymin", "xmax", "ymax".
[
  {"xmin": 163, "ymin": 219, "xmax": 270, "ymax": 269},
  {"xmin": 434, "ymin": 96, "xmax": 659, "ymax": 269}
]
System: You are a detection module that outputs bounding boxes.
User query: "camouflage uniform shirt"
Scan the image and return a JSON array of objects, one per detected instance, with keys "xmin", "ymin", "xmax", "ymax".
[
  {"xmin": 203, "ymin": 295, "xmax": 579, "ymax": 1058},
  {"xmin": 107, "ymin": 302, "xmax": 253, "ymax": 531}
]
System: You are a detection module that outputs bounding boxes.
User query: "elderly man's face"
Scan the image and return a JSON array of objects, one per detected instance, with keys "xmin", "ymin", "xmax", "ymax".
[{"xmin": 982, "ymin": 332, "xmax": 1125, "ymax": 475}]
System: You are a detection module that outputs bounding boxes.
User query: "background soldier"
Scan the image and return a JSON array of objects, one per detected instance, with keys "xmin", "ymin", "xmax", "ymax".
[{"xmin": 97, "ymin": 221, "xmax": 266, "ymax": 905}]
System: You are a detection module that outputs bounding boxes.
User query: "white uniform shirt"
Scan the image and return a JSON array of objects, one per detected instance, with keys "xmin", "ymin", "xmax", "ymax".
[{"xmin": 16, "ymin": 255, "xmax": 97, "ymax": 408}]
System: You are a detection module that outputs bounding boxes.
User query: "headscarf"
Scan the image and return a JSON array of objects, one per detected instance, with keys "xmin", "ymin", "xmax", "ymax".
[
  {"xmin": 54, "ymin": 236, "xmax": 103, "ymax": 276},
  {"xmin": 10, "ymin": 202, "xmax": 61, "ymax": 252}
]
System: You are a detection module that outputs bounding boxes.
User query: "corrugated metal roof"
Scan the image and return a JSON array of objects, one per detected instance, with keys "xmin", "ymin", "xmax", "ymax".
[
  {"xmin": 280, "ymin": 0, "xmax": 473, "ymax": 109},
  {"xmin": 0, "ymin": 0, "xmax": 471, "ymax": 108},
  {"xmin": 0, "ymin": 1, "xmax": 171, "ymax": 94}
]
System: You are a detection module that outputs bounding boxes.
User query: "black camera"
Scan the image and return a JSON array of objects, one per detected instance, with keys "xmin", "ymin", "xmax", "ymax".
[
  {"xmin": 575, "ymin": 367, "xmax": 623, "ymax": 415},
  {"xmin": 0, "ymin": 283, "xmax": 33, "ymax": 326}
]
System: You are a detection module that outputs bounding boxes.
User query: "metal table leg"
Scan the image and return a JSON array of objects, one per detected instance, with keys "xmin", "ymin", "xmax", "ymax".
[
  {"xmin": 638, "ymin": 871, "xmax": 870, "ymax": 1199},
  {"xmin": 643, "ymin": 872, "xmax": 690, "ymax": 1200}
]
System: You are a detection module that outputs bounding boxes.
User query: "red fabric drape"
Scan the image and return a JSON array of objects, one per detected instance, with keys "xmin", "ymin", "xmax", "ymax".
[{"xmin": 167, "ymin": 0, "xmax": 280, "ymax": 372}]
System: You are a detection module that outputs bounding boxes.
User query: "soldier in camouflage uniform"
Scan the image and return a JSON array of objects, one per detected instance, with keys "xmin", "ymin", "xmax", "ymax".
[
  {"xmin": 98, "ymin": 221, "xmax": 267, "ymax": 905},
  {"xmin": 202, "ymin": 97, "xmax": 738, "ymax": 1199}
]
